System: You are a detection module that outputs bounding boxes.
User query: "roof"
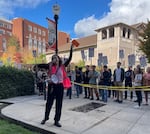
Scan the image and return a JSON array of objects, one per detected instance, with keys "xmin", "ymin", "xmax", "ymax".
[
  {"xmin": 0, "ymin": 18, "xmax": 12, "ymax": 24},
  {"xmin": 95, "ymin": 22, "xmax": 137, "ymax": 32},
  {"xmin": 46, "ymin": 34, "xmax": 97, "ymax": 54}
]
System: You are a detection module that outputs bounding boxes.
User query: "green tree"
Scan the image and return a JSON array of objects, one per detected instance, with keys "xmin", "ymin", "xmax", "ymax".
[
  {"xmin": 7, "ymin": 35, "xmax": 20, "ymax": 51},
  {"xmin": 139, "ymin": 21, "xmax": 150, "ymax": 62}
]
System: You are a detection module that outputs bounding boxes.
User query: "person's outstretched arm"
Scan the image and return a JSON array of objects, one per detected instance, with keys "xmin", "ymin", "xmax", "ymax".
[{"xmin": 64, "ymin": 45, "xmax": 73, "ymax": 67}]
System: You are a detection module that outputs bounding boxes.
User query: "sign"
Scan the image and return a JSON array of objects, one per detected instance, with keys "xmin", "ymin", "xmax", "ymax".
[
  {"xmin": 139, "ymin": 56, "xmax": 147, "ymax": 67},
  {"xmin": 119, "ymin": 49, "xmax": 124, "ymax": 59},
  {"xmin": 32, "ymin": 50, "xmax": 37, "ymax": 57},
  {"xmin": 102, "ymin": 56, "xmax": 108, "ymax": 65},
  {"xmin": 46, "ymin": 17, "xmax": 56, "ymax": 50},
  {"xmin": 97, "ymin": 53, "xmax": 103, "ymax": 66},
  {"xmin": 88, "ymin": 48, "xmax": 94, "ymax": 57},
  {"xmin": 81, "ymin": 50, "xmax": 85, "ymax": 60},
  {"xmin": 128, "ymin": 54, "xmax": 135, "ymax": 66}
]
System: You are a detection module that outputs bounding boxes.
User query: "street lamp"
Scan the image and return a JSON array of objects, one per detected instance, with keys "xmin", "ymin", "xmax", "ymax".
[{"xmin": 52, "ymin": 4, "xmax": 60, "ymax": 55}]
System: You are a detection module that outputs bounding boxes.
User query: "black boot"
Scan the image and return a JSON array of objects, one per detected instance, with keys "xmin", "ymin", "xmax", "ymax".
[
  {"xmin": 54, "ymin": 121, "xmax": 62, "ymax": 127},
  {"xmin": 41, "ymin": 117, "xmax": 49, "ymax": 125}
]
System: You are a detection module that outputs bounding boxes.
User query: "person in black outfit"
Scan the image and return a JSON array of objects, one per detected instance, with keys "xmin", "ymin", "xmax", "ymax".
[
  {"xmin": 83, "ymin": 65, "xmax": 90, "ymax": 98},
  {"xmin": 124, "ymin": 66, "xmax": 134, "ymax": 100},
  {"xmin": 39, "ymin": 45, "xmax": 73, "ymax": 127}
]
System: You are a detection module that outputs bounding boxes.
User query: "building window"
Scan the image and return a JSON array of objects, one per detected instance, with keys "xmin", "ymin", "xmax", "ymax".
[
  {"xmin": 0, "ymin": 22, "xmax": 3, "ymax": 27},
  {"xmin": 42, "ymin": 39, "xmax": 46, "ymax": 53},
  {"xmin": 33, "ymin": 27, "xmax": 37, "ymax": 33},
  {"xmin": 42, "ymin": 31, "xmax": 46, "ymax": 36},
  {"xmin": 38, "ymin": 29, "xmax": 41, "ymax": 35},
  {"xmin": 109, "ymin": 27, "xmax": 114, "ymax": 38},
  {"xmin": 66, "ymin": 37, "xmax": 69, "ymax": 43},
  {"xmin": 84, "ymin": 50, "xmax": 89, "ymax": 61},
  {"xmin": 102, "ymin": 29, "xmax": 107, "ymax": 39},
  {"xmin": 123, "ymin": 27, "xmax": 126, "ymax": 37},
  {"xmin": 127, "ymin": 29, "xmax": 131, "ymax": 39},
  {"xmin": 28, "ymin": 25, "xmax": 32, "ymax": 32},
  {"xmin": 0, "ymin": 29, "xmax": 5, "ymax": 34},
  {"xmin": 28, "ymin": 34, "xmax": 32, "ymax": 50},
  {"xmin": 6, "ymin": 31, "xmax": 12, "ymax": 36},
  {"xmin": 33, "ymin": 36, "xmax": 37, "ymax": 49},
  {"xmin": 2, "ymin": 38, "xmax": 6, "ymax": 52}
]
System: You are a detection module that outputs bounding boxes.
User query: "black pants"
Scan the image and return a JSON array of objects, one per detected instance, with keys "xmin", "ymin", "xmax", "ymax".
[
  {"xmin": 125, "ymin": 82, "xmax": 133, "ymax": 99},
  {"xmin": 84, "ymin": 87, "xmax": 90, "ymax": 98},
  {"xmin": 135, "ymin": 90, "xmax": 142, "ymax": 106},
  {"xmin": 44, "ymin": 83, "xmax": 64, "ymax": 122}
]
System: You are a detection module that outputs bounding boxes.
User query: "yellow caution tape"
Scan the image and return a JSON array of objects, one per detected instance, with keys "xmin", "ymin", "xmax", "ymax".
[{"xmin": 71, "ymin": 81, "xmax": 150, "ymax": 91}]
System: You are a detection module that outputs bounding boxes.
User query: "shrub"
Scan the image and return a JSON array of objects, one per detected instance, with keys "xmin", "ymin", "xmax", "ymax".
[{"xmin": 0, "ymin": 66, "xmax": 35, "ymax": 99}]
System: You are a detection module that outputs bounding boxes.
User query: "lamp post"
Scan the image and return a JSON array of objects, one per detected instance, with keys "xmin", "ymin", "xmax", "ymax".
[{"xmin": 52, "ymin": 4, "xmax": 60, "ymax": 55}]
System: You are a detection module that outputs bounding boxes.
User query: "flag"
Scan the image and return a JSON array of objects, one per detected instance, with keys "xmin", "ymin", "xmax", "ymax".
[{"xmin": 46, "ymin": 17, "xmax": 56, "ymax": 51}]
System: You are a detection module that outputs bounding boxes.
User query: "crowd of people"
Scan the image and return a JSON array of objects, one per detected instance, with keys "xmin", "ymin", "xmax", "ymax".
[
  {"xmin": 37, "ymin": 61, "xmax": 150, "ymax": 108},
  {"xmin": 36, "ymin": 59, "xmax": 150, "ymax": 127}
]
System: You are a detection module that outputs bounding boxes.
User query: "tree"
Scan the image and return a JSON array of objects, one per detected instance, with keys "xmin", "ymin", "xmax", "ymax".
[{"xmin": 139, "ymin": 21, "xmax": 150, "ymax": 63}]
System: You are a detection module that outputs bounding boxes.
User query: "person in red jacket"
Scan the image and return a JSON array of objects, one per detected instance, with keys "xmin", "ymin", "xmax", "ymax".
[{"xmin": 39, "ymin": 45, "xmax": 73, "ymax": 127}]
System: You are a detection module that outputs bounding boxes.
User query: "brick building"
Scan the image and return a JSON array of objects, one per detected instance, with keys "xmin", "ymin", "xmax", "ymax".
[{"xmin": 0, "ymin": 18, "xmax": 12, "ymax": 56}]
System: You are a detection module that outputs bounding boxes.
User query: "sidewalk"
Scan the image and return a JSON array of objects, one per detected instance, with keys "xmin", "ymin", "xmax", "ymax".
[{"xmin": 1, "ymin": 94, "xmax": 150, "ymax": 134}]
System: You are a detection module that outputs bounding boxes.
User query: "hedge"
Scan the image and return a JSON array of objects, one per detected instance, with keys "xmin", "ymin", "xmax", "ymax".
[{"xmin": 0, "ymin": 66, "xmax": 35, "ymax": 99}]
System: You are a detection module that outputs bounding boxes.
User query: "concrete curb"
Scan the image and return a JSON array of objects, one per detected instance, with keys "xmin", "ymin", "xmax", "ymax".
[{"xmin": 0, "ymin": 101, "xmax": 55, "ymax": 134}]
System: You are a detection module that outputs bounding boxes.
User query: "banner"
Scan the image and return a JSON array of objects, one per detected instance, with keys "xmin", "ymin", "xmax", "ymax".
[
  {"xmin": 102, "ymin": 56, "xmax": 108, "ymax": 65},
  {"xmin": 128, "ymin": 54, "xmax": 135, "ymax": 66},
  {"xmin": 98, "ymin": 53, "xmax": 103, "ymax": 66},
  {"xmin": 139, "ymin": 56, "xmax": 147, "ymax": 67},
  {"xmin": 88, "ymin": 48, "xmax": 94, "ymax": 57},
  {"xmin": 81, "ymin": 50, "xmax": 85, "ymax": 60},
  {"xmin": 46, "ymin": 17, "xmax": 56, "ymax": 50}
]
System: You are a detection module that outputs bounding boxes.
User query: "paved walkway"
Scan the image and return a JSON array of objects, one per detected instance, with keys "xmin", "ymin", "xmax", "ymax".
[{"xmin": 1, "ymin": 93, "xmax": 150, "ymax": 134}]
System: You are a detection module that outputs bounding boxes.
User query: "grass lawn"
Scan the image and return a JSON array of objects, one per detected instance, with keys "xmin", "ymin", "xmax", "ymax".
[{"xmin": 0, "ymin": 119, "xmax": 39, "ymax": 134}]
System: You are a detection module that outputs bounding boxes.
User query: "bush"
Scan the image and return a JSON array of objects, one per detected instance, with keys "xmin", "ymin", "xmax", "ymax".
[{"xmin": 0, "ymin": 66, "xmax": 35, "ymax": 99}]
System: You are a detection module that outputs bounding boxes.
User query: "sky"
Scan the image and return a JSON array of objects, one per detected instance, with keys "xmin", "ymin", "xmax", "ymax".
[{"xmin": 0, "ymin": 0, "xmax": 150, "ymax": 39}]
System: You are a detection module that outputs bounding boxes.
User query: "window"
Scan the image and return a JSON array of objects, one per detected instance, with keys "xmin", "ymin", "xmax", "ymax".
[
  {"xmin": 7, "ymin": 31, "xmax": 12, "ymax": 36},
  {"xmin": 33, "ymin": 27, "xmax": 37, "ymax": 33},
  {"xmin": 109, "ymin": 27, "xmax": 114, "ymax": 38},
  {"xmin": 38, "ymin": 37, "xmax": 42, "ymax": 54},
  {"xmin": 2, "ymin": 38, "xmax": 6, "ymax": 52},
  {"xmin": 42, "ymin": 39, "xmax": 46, "ymax": 53},
  {"xmin": 38, "ymin": 29, "xmax": 41, "ymax": 35},
  {"xmin": 42, "ymin": 31, "xmax": 46, "ymax": 36},
  {"xmin": 66, "ymin": 37, "xmax": 69, "ymax": 43},
  {"xmin": 102, "ymin": 29, "xmax": 107, "ymax": 39},
  {"xmin": 28, "ymin": 25, "xmax": 32, "ymax": 32},
  {"xmin": 0, "ymin": 22, "xmax": 3, "ymax": 27},
  {"xmin": 0, "ymin": 29, "xmax": 5, "ymax": 34},
  {"xmin": 28, "ymin": 34, "xmax": 32, "ymax": 50},
  {"xmin": 123, "ymin": 27, "xmax": 126, "ymax": 37},
  {"xmin": 127, "ymin": 29, "xmax": 131, "ymax": 39},
  {"xmin": 33, "ymin": 36, "xmax": 37, "ymax": 49}
]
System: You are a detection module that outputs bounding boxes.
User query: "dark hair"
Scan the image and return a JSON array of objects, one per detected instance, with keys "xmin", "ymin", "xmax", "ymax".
[
  {"xmin": 103, "ymin": 65, "xmax": 107, "ymax": 68},
  {"xmin": 51, "ymin": 55, "xmax": 62, "ymax": 67}
]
